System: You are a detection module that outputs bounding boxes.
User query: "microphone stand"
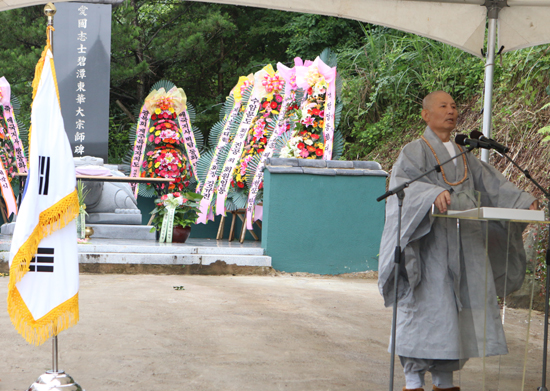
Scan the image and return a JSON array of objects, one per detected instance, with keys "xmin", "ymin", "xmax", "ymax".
[
  {"xmin": 496, "ymin": 151, "xmax": 550, "ymax": 391},
  {"xmin": 377, "ymin": 142, "xmax": 476, "ymax": 391}
]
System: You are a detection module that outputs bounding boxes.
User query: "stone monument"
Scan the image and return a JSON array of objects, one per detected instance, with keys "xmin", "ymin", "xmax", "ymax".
[{"xmin": 74, "ymin": 156, "xmax": 141, "ymax": 225}]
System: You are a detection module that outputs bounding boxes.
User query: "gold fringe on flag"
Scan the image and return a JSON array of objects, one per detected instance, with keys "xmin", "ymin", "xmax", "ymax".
[
  {"xmin": 7, "ymin": 190, "xmax": 79, "ymax": 345},
  {"xmin": 28, "ymin": 34, "xmax": 59, "ymax": 153},
  {"xmin": 8, "ymin": 190, "xmax": 79, "ymax": 290},
  {"xmin": 8, "ymin": 289, "xmax": 79, "ymax": 346}
]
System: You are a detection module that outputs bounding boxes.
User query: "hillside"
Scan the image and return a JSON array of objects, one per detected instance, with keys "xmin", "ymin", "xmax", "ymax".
[{"xmin": 360, "ymin": 93, "xmax": 550, "ymax": 199}]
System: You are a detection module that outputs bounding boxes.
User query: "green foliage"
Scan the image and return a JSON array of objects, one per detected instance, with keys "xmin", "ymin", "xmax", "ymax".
[
  {"xmin": 108, "ymin": 116, "xmax": 131, "ymax": 164},
  {"xmin": 338, "ymin": 27, "xmax": 486, "ymax": 158},
  {"xmin": 0, "ymin": 6, "xmax": 46, "ymax": 123},
  {"xmin": 109, "ymin": 1, "xmax": 365, "ymax": 151},
  {"xmin": 5, "ymin": 1, "xmax": 550, "ymax": 172},
  {"xmin": 0, "ymin": 3, "xmax": 366, "ymax": 164},
  {"xmin": 76, "ymin": 180, "xmax": 90, "ymax": 206},
  {"xmin": 150, "ymin": 191, "xmax": 203, "ymax": 231},
  {"xmin": 537, "ymin": 125, "xmax": 550, "ymax": 142},
  {"xmin": 280, "ymin": 14, "xmax": 364, "ymax": 60}
]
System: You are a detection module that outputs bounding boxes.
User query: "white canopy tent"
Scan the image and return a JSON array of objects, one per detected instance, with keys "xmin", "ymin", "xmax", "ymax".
[{"xmin": 3, "ymin": 0, "xmax": 550, "ymax": 160}]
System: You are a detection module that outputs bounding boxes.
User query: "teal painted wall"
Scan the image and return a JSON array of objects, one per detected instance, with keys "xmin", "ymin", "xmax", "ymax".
[
  {"xmin": 262, "ymin": 171, "xmax": 386, "ymax": 274},
  {"xmin": 137, "ymin": 196, "xmax": 261, "ymax": 240}
]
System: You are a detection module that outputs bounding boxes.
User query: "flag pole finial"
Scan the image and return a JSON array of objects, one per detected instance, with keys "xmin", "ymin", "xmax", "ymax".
[
  {"xmin": 44, "ymin": 3, "xmax": 56, "ymax": 50},
  {"xmin": 44, "ymin": 2, "xmax": 56, "ymax": 16}
]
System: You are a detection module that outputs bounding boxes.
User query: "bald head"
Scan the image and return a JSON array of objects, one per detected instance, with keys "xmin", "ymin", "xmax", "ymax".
[
  {"xmin": 423, "ymin": 91, "xmax": 452, "ymax": 110},
  {"xmin": 421, "ymin": 91, "xmax": 458, "ymax": 142}
]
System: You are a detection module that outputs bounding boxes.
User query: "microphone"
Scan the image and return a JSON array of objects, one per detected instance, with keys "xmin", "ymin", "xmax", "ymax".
[
  {"xmin": 469, "ymin": 130, "xmax": 510, "ymax": 153},
  {"xmin": 454, "ymin": 134, "xmax": 492, "ymax": 149}
]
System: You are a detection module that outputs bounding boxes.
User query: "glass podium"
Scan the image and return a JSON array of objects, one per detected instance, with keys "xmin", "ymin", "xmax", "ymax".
[{"xmin": 431, "ymin": 190, "xmax": 548, "ymax": 390}]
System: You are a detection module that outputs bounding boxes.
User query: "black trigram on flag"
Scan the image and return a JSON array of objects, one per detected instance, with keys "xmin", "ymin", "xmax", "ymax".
[
  {"xmin": 29, "ymin": 247, "xmax": 54, "ymax": 273},
  {"xmin": 38, "ymin": 156, "xmax": 50, "ymax": 195}
]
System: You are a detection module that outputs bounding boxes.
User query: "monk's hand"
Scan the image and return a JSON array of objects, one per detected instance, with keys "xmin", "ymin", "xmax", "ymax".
[
  {"xmin": 434, "ymin": 190, "xmax": 451, "ymax": 213},
  {"xmin": 529, "ymin": 200, "xmax": 540, "ymax": 210}
]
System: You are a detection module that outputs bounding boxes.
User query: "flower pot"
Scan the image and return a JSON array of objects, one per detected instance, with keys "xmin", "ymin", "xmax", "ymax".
[{"xmin": 172, "ymin": 225, "xmax": 191, "ymax": 243}]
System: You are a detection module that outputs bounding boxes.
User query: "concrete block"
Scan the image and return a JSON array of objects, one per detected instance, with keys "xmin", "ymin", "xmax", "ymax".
[
  {"xmin": 88, "ymin": 224, "xmax": 156, "ymax": 240},
  {"xmin": 326, "ymin": 160, "xmax": 353, "ymax": 169},
  {"xmin": 302, "ymin": 168, "xmax": 336, "ymax": 176},
  {"xmin": 363, "ymin": 170, "xmax": 389, "ymax": 177},
  {"xmin": 267, "ymin": 158, "xmax": 299, "ymax": 167},
  {"xmin": 87, "ymin": 212, "xmax": 142, "ymax": 225},
  {"xmin": 298, "ymin": 159, "xmax": 327, "ymax": 168},
  {"xmin": 79, "ymin": 252, "xmax": 203, "ymax": 265},
  {"xmin": 1, "ymin": 222, "xmax": 15, "ymax": 235},
  {"xmin": 266, "ymin": 166, "xmax": 304, "ymax": 175},
  {"xmin": 335, "ymin": 169, "xmax": 365, "ymax": 176},
  {"xmin": 352, "ymin": 161, "xmax": 382, "ymax": 170}
]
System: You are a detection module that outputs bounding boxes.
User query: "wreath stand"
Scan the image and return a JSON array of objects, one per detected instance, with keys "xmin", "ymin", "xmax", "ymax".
[{"xmin": 216, "ymin": 209, "xmax": 261, "ymax": 243}]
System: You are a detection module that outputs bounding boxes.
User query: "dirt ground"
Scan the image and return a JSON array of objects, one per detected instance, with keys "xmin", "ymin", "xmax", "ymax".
[{"xmin": 0, "ymin": 274, "xmax": 548, "ymax": 391}]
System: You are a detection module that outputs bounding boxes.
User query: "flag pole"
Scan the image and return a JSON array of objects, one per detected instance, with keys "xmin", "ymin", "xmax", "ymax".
[
  {"xmin": 27, "ymin": 5, "xmax": 84, "ymax": 390},
  {"xmin": 44, "ymin": 2, "xmax": 55, "ymax": 50},
  {"xmin": 45, "ymin": 1, "xmax": 60, "ymax": 377},
  {"xmin": 52, "ymin": 335, "xmax": 58, "ymax": 373}
]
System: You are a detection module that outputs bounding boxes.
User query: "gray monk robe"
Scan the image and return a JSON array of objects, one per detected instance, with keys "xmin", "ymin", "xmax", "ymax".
[{"xmin": 378, "ymin": 126, "xmax": 535, "ymax": 360}]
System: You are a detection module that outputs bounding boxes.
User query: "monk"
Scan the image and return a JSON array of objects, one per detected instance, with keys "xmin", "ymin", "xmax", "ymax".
[{"xmin": 378, "ymin": 91, "xmax": 538, "ymax": 391}]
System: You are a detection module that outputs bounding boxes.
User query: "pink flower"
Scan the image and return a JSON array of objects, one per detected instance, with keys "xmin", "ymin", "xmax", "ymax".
[
  {"xmin": 161, "ymin": 194, "xmax": 168, "ymax": 201},
  {"xmin": 300, "ymin": 149, "xmax": 309, "ymax": 158},
  {"xmin": 319, "ymin": 110, "xmax": 325, "ymax": 118},
  {"xmin": 155, "ymin": 137, "xmax": 161, "ymax": 144},
  {"xmin": 173, "ymin": 192, "xmax": 181, "ymax": 197},
  {"xmin": 275, "ymin": 95, "xmax": 283, "ymax": 102},
  {"xmin": 301, "ymin": 117, "xmax": 314, "ymax": 127},
  {"xmin": 148, "ymin": 135, "xmax": 154, "ymax": 142}
]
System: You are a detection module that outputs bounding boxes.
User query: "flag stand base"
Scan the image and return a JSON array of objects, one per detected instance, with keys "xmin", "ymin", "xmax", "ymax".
[
  {"xmin": 27, "ymin": 370, "xmax": 84, "ymax": 391},
  {"xmin": 26, "ymin": 336, "xmax": 84, "ymax": 390}
]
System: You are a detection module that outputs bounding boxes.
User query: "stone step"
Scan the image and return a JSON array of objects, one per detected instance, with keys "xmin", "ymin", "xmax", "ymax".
[{"xmin": 0, "ymin": 237, "xmax": 271, "ymax": 272}]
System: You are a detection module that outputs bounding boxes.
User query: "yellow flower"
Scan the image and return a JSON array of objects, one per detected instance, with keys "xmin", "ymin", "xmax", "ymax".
[
  {"xmin": 155, "ymin": 108, "xmax": 161, "ymax": 114},
  {"xmin": 155, "ymin": 131, "xmax": 161, "ymax": 136},
  {"xmin": 154, "ymin": 162, "xmax": 160, "ymax": 168},
  {"xmin": 169, "ymin": 108, "xmax": 175, "ymax": 113},
  {"xmin": 149, "ymin": 127, "xmax": 155, "ymax": 133}
]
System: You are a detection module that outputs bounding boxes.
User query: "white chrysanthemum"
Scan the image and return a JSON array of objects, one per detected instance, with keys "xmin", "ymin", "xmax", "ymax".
[{"xmin": 280, "ymin": 146, "xmax": 291, "ymax": 158}]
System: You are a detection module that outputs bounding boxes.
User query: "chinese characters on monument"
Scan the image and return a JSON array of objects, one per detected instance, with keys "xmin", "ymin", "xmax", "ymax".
[{"xmin": 54, "ymin": 3, "xmax": 112, "ymax": 160}]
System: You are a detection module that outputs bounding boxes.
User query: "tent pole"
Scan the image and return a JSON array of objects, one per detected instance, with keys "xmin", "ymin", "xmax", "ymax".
[{"xmin": 481, "ymin": 15, "xmax": 497, "ymax": 163}]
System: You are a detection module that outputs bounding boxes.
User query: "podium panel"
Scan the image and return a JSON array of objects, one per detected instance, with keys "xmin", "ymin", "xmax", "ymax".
[{"xmin": 431, "ymin": 191, "xmax": 548, "ymax": 390}]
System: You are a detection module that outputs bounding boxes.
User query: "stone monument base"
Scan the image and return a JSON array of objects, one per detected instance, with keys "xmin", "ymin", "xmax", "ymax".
[{"xmin": 1, "ymin": 223, "xmax": 156, "ymax": 241}]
